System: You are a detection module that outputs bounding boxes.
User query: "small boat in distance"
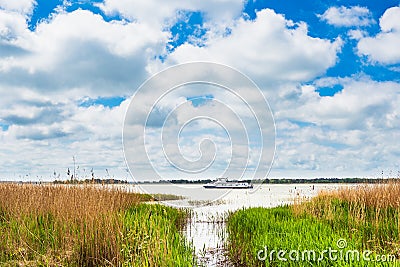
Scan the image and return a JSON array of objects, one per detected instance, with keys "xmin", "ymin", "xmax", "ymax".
[{"xmin": 203, "ymin": 178, "xmax": 253, "ymax": 189}]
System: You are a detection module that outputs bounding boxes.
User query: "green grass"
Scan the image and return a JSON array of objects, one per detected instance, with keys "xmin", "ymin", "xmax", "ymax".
[
  {"xmin": 120, "ymin": 204, "xmax": 195, "ymax": 267},
  {"xmin": 226, "ymin": 193, "xmax": 400, "ymax": 266},
  {"xmin": 0, "ymin": 184, "xmax": 195, "ymax": 266}
]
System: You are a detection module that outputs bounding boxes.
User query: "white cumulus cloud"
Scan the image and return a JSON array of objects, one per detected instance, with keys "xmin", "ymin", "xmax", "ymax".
[
  {"xmin": 319, "ymin": 6, "xmax": 375, "ymax": 27},
  {"xmin": 0, "ymin": 0, "xmax": 36, "ymax": 15},
  {"xmin": 0, "ymin": 9, "xmax": 168, "ymax": 96},
  {"xmin": 357, "ymin": 6, "xmax": 400, "ymax": 65},
  {"xmin": 165, "ymin": 9, "xmax": 342, "ymax": 84},
  {"xmin": 271, "ymin": 77, "xmax": 400, "ymax": 177},
  {"xmin": 97, "ymin": 0, "xmax": 244, "ymax": 27}
]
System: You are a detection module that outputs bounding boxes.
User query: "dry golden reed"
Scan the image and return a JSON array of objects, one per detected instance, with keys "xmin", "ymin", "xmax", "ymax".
[
  {"xmin": 0, "ymin": 183, "xmax": 146, "ymax": 221},
  {"xmin": 293, "ymin": 180, "xmax": 400, "ymax": 254},
  {"xmin": 0, "ymin": 183, "xmax": 193, "ymax": 266}
]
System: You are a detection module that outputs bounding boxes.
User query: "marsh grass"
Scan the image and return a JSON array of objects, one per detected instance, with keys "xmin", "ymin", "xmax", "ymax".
[
  {"xmin": 293, "ymin": 182, "xmax": 400, "ymax": 254},
  {"xmin": 0, "ymin": 183, "xmax": 194, "ymax": 266},
  {"xmin": 227, "ymin": 182, "xmax": 400, "ymax": 266}
]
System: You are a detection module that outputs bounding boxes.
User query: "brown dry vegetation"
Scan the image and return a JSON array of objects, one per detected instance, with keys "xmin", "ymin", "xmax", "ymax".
[
  {"xmin": 0, "ymin": 184, "xmax": 149, "ymax": 220},
  {"xmin": 0, "ymin": 183, "xmax": 193, "ymax": 266},
  {"xmin": 293, "ymin": 181, "xmax": 400, "ymax": 255}
]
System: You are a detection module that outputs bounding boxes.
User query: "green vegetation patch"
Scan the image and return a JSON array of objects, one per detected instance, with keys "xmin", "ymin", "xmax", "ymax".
[{"xmin": 227, "ymin": 204, "xmax": 399, "ymax": 266}]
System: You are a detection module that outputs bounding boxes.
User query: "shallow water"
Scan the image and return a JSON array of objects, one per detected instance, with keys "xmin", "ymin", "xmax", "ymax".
[{"xmin": 130, "ymin": 183, "xmax": 356, "ymax": 266}]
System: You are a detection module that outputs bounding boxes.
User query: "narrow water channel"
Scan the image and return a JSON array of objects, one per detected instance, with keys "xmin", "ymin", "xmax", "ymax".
[
  {"xmin": 129, "ymin": 183, "xmax": 353, "ymax": 266},
  {"xmin": 185, "ymin": 207, "xmax": 229, "ymax": 266},
  {"xmin": 180, "ymin": 184, "xmax": 327, "ymax": 266}
]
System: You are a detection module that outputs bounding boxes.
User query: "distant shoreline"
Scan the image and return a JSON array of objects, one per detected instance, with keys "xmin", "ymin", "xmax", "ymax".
[
  {"xmin": 135, "ymin": 177, "xmax": 395, "ymax": 184},
  {"xmin": 1, "ymin": 177, "xmax": 395, "ymax": 185}
]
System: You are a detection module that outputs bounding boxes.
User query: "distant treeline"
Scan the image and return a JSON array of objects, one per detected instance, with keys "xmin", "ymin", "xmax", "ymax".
[
  {"xmin": 53, "ymin": 178, "xmax": 128, "ymax": 185},
  {"xmin": 135, "ymin": 177, "xmax": 391, "ymax": 184},
  {"xmin": 262, "ymin": 178, "xmax": 388, "ymax": 184}
]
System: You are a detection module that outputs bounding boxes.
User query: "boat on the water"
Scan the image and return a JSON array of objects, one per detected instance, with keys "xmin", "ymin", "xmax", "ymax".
[{"xmin": 203, "ymin": 178, "xmax": 253, "ymax": 189}]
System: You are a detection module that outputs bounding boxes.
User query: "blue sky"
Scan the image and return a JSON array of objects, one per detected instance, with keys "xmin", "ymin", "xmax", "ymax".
[{"xmin": 0, "ymin": 0, "xmax": 400, "ymax": 180}]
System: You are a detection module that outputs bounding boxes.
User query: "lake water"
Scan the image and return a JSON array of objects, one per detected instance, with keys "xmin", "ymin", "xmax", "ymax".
[{"xmin": 130, "ymin": 183, "xmax": 356, "ymax": 266}]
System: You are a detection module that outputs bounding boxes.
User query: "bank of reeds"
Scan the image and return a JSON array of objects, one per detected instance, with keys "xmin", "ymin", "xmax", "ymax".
[
  {"xmin": 294, "ymin": 182, "xmax": 400, "ymax": 254},
  {"xmin": 0, "ymin": 183, "xmax": 194, "ymax": 266},
  {"xmin": 227, "ymin": 182, "xmax": 400, "ymax": 266}
]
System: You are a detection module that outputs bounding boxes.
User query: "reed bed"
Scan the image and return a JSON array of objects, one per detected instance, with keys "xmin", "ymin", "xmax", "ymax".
[
  {"xmin": 227, "ymin": 182, "xmax": 400, "ymax": 266},
  {"xmin": 0, "ymin": 183, "xmax": 194, "ymax": 266},
  {"xmin": 294, "ymin": 182, "xmax": 400, "ymax": 253}
]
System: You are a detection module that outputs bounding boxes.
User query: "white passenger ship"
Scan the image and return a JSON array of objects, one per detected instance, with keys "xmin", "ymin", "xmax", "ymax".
[{"xmin": 203, "ymin": 178, "xmax": 253, "ymax": 189}]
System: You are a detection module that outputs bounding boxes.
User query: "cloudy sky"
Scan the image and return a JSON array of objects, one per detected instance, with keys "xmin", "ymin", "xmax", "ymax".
[{"xmin": 0, "ymin": 0, "xmax": 399, "ymax": 181}]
